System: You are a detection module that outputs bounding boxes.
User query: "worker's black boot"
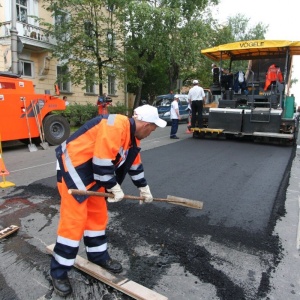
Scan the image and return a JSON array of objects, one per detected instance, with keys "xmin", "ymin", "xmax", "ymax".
[
  {"xmin": 86, "ymin": 248, "xmax": 123, "ymax": 274},
  {"xmin": 51, "ymin": 275, "xmax": 72, "ymax": 297},
  {"xmin": 98, "ymin": 259, "xmax": 123, "ymax": 273}
]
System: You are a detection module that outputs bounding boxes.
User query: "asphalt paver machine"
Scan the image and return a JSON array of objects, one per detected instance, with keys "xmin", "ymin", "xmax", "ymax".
[{"xmin": 193, "ymin": 40, "xmax": 300, "ymax": 145}]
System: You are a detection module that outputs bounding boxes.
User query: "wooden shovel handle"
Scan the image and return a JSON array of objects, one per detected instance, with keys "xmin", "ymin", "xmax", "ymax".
[{"xmin": 68, "ymin": 189, "xmax": 203, "ymax": 210}]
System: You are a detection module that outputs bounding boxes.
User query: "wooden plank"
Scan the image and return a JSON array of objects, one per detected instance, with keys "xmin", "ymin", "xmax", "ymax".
[
  {"xmin": 46, "ymin": 244, "xmax": 168, "ymax": 300},
  {"xmin": 0, "ymin": 225, "xmax": 19, "ymax": 239}
]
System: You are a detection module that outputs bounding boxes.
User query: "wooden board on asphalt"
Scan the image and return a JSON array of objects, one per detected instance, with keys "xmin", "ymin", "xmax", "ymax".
[
  {"xmin": 46, "ymin": 244, "xmax": 168, "ymax": 300},
  {"xmin": 0, "ymin": 225, "xmax": 19, "ymax": 239}
]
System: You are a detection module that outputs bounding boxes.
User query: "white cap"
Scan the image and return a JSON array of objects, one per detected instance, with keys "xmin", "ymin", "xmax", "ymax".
[
  {"xmin": 193, "ymin": 80, "xmax": 199, "ymax": 84},
  {"xmin": 134, "ymin": 104, "xmax": 167, "ymax": 128},
  {"xmin": 174, "ymin": 94, "xmax": 180, "ymax": 98}
]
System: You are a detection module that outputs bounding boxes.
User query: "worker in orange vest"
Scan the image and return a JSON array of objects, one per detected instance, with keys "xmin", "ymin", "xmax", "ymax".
[
  {"xmin": 264, "ymin": 64, "xmax": 283, "ymax": 91},
  {"xmin": 50, "ymin": 105, "xmax": 166, "ymax": 297}
]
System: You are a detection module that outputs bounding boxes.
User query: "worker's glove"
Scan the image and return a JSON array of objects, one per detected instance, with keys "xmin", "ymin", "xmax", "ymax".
[
  {"xmin": 107, "ymin": 183, "xmax": 124, "ymax": 203},
  {"xmin": 138, "ymin": 185, "xmax": 153, "ymax": 204}
]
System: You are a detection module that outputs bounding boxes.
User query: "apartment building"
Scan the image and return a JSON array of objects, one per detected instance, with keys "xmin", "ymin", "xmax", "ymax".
[{"xmin": 0, "ymin": 0, "xmax": 127, "ymax": 106}]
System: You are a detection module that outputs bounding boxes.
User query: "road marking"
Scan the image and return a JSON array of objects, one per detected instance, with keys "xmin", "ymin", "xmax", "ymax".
[
  {"xmin": 142, "ymin": 135, "xmax": 170, "ymax": 143},
  {"xmin": 9, "ymin": 162, "xmax": 56, "ymax": 173}
]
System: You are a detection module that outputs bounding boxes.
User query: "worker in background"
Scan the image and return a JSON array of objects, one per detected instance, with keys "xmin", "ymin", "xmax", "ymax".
[
  {"xmin": 62, "ymin": 96, "xmax": 69, "ymax": 106},
  {"xmin": 211, "ymin": 63, "xmax": 223, "ymax": 74},
  {"xmin": 264, "ymin": 64, "xmax": 283, "ymax": 91},
  {"xmin": 97, "ymin": 93, "xmax": 112, "ymax": 114},
  {"xmin": 221, "ymin": 68, "xmax": 234, "ymax": 90},
  {"xmin": 212, "ymin": 64, "xmax": 223, "ymax": 84},
  {"xmin": 96, "ymin": 93, "xmax": 107, "ymax": 106},
  {"xmin": 50, "ymin": 105, "xmax": 167, "ymax": 297},
  {"xmin": 170, "ymin": 94, "xmax": 181, "ymax": 139},
  {"xmin": 188, "ymin": 80, "xmax": 206, "ymax": 129}
]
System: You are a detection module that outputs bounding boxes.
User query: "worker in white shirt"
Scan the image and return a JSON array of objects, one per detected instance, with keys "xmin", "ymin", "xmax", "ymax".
[
  {"xmin": 170, "ymin": 94, "xmax": 181, "ymax": 139},
  {"xmin": 188, "ymin": 80, "xmax": 206, "ymax": 128}
]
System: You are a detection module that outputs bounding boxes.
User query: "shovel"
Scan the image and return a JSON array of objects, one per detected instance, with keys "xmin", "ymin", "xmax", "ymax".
[
  {"xmin": 68, "ymin": 189, "xmax": 203, "ymax": 210},
  {"xmin": 23, "ymin": 98, "xmax": 38, "ymax": 152},
  {"xmin": 31, "ymin": 100, "xmax": 49, "ymax": 150}
]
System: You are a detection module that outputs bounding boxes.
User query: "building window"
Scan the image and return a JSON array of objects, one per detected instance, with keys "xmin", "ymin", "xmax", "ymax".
[
  {"xmin": 108, "ymin": 75, "xmax": 116, "ymax": 95},
  {"xmin": 20, "ymin": 60, "xmax": 33, "ymax": 77},
  {"xmin": 16, "ymin": 0, "xmax": 28, "ymax": 23},
  {"xmin": 55, "ymin": 10, "xmax": 67, "ymax": 27},
  {"xmin": 57, "ymin": 65, "xmax": 70, "ymax": 92},
  {"xmin": 85, "ymin": 78, "xmax": 95, "ymax": 94},
  {"xmin": 85, "ymin": 71, "xmax": 95, "ymax": 94},
  {"xmin": 55, "ymin": 10, "xmax": 69, "ymax": 41}
]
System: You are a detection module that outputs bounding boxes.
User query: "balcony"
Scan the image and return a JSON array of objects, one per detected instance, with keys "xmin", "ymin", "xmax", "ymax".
[{"xmin": 0, "ymin": 21, "xmax": 55, "ymax": 51}]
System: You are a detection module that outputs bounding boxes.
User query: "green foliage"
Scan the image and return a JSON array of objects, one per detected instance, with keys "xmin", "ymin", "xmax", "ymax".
[
  {"xmin": 227, "ymin": 14, "xmax": 268, "ymax": 41},
  {"xmin": 118, "ymin": 0, "xmax": 221, "ymax": 108},
  {"xmin": 40, "ymin": 0, "xmax": 125, "ymax": 95},
  {"xmin": 53, "ymin": 101, "xmax": 130, "ymax": 127},
  {"xmin": 196, "ymin": 13, "xmax": 268, "ymax": 87},
  {"xmin": 54, "ymin": 102, "xmax": 98, "ymax": 126},
  {"xmin": 40, "ymin": 0, "xmax": 270, "ymax": 105},
  {"xmin": 107, "ymin": 102, "xmax": 131, "ymax": 116}
]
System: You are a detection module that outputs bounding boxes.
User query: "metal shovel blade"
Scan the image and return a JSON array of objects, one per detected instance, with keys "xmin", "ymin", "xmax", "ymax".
[
  {"xmin": 28, "ymin": 143, "xmax": 38, "ymax": 152},
  {"xmin": 40, "ymin": 142, "xmax": 49, "ymax": 150}
]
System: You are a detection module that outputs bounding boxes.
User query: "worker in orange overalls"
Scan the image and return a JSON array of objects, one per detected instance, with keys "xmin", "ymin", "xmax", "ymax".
[
  {"xmin": 264, "ymin": 64, "xmax": 284, "ymax": 91},
  {"xmin": 50, "ymin": 105, "xmax": 167, "ymax": 297},
  {"xmin": 97, "ymin": 93, "xmax": 112, "ymax": 114}
]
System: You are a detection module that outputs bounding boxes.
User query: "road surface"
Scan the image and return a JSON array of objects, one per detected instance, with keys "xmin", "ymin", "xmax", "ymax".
[{"xmin": 1, "ymin": 124, "xmax": 300, "ymax": 300}]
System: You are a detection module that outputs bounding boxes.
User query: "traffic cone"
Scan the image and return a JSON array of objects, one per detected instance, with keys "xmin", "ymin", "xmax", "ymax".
[{"xmin": 0, "ymin": 137, "xmax": 15, "ymax": 188}]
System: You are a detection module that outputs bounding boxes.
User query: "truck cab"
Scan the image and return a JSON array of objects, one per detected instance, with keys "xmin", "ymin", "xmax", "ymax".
[{"xmin": 0, "ymin": 72, "xmax": 70, "ymax": 145}]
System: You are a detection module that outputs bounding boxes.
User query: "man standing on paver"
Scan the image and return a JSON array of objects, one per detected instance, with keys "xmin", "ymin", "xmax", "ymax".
[{"xmin": 188, "ymin": 80, "xmax": 206, "ymax": 129}]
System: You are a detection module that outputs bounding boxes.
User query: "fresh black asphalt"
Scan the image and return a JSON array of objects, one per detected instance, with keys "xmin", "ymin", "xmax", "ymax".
[{"xmin": 0, "ymin": 136, "xmax": 296, "ymax": 299}]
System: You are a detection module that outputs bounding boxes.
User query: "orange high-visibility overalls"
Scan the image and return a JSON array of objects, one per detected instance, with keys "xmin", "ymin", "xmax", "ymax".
[
  {"xmin": 51, "ymin": 114, "xmax": 147, "ymax": 279},
  {"xmin": 264, "ymin": 64, "xmax": 283, "ymax": 91}
]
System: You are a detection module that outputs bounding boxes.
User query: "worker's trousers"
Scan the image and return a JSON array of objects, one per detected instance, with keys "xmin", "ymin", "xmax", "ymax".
[
  {"xmin": 170, "ymin": 119, "xmax": 179, "ymax": 137},
  {"xmin": 191, "ymin": 100, "xmax": 203, "ymax": 128},
  {"xmin": 50, "ymin": 180, "xmax": 109, "ymax": 279}
]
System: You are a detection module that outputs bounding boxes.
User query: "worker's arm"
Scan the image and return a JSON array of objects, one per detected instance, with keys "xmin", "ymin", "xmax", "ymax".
[
  {"xmin": 176, "ymin": 108, "xmax": 181, "ymax": 119},
  {"xmin": 93, "ymin": 117, "xmax": 130, "ymax": 189}
]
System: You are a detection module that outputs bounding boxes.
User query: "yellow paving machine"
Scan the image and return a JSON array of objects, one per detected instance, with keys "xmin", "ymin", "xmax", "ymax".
[{"xmin": 192, "ymin": 40, "xmax": 300, "ymax": 145}]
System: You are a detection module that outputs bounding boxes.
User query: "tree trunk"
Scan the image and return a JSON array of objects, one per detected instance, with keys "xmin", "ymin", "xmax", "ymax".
[{"xmin": 168, "ymin": 60, "xmax": 180, "ymax": 93}]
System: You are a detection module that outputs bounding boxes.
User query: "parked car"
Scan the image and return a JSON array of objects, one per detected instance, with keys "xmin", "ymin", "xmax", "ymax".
[{"xmin": 152, "ymin": 94, "xmax": 189, "ymax": 125}]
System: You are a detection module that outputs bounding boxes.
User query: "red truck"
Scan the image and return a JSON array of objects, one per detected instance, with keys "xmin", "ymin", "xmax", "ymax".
[{"xmin": 0, "ymin": 72, "xmax": 70, "ymax": 146}]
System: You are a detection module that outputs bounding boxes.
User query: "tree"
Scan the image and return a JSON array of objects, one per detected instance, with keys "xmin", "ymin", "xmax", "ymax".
[
  {"xmin": 117, "ymin": 1, "xmax": 171, "ymax": 109},
  {"xmin": 115, "ymin": 0, "xmax": 220, "ymax": 108},
  {"xmin": 227, "ymin": 14, "xmax": 268, "ymax": 42},
  {"xmin": 40, "ymin": 0, "xmax": 124, "ymax": 96},
  {"xmin": 196, "ymin": 14, "xmax": 268, "ymax": 87}
]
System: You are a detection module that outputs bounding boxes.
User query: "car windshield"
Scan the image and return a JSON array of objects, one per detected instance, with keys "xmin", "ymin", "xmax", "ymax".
[
  {"xmin": 156, "ymin": 99, "xmax": 171, "ymax": 106},
  {"xmin": 153, "ymin": 95, "xmax": 189, "ymax": 107},
  {"xmin": 154, "ymin": 98, "xmax": 172, "ymax": 107}
]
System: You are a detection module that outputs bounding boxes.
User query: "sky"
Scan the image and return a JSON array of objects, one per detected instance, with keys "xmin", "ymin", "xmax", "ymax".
[{"xmin": 211, "ymin": 0, "xmax": 300, "ymax": 104}]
